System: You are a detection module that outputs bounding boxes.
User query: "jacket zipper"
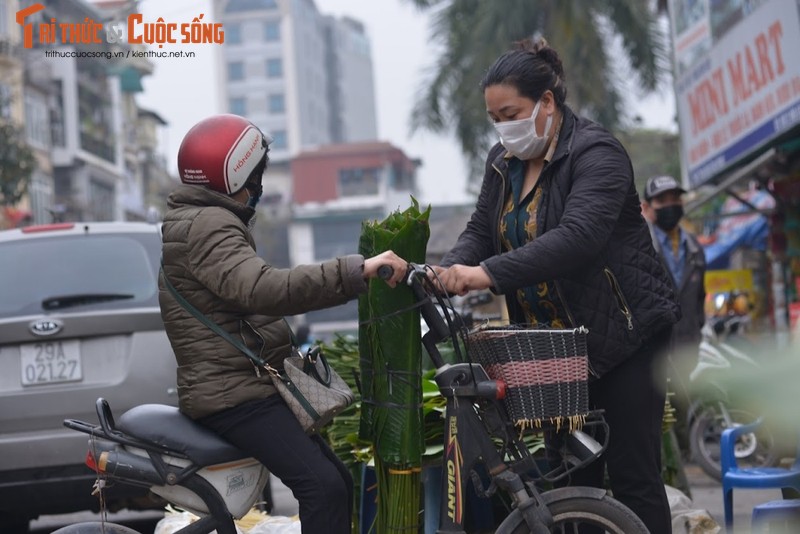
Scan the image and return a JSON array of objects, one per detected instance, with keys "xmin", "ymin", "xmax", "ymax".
[
  {"xmin": 604, "ymin": 267, "xmax": 634, "ymax": 331},
  {"xmin": 491, "ymin": 162, "xmax": 507, "ymax": 255},
  {"xmin": 552, "ymin": 280, "xmax": 577, "ymax": 327}
]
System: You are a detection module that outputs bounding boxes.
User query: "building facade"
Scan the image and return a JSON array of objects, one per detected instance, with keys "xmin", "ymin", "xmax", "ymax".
[
  {"xmin": 0, "ymin": 0, "xmax": 172, "ymax": 227},
  {"xmin": 289, "ymin": 141, "xmax": 418, "ymax": 337},
  {"xmin": 0, "ymin": 0, "xmax": 38, "ymax": 228},
  {"xmin": 214, "ymin": 0, "xmax": 378, "ymax": 164}
]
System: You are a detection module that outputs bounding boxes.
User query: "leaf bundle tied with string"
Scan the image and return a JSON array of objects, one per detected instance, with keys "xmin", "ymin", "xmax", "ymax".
[{"xmin": 358, "ymin": 198, "xmax": 430, "ymax": 533}]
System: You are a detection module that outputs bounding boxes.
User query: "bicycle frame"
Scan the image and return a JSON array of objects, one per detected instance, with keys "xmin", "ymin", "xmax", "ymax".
[
  {"xmin": 434, "ymin": 362, "xmax": 553, "ymax": 533},
  {"xmin": 398, "ymin": 264, "xmax": 606, "ymax": 533}
]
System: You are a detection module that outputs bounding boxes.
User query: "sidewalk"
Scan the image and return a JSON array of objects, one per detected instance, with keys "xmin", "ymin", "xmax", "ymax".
[{"xmin": 683, "ymin": 461, "xmax": 784, "ymax": 533}]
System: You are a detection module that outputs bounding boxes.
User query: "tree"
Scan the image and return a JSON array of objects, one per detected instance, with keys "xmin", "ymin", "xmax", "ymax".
[
  {"xmin": 616, "ymin": 126, "xmax": 680, "ymax": 194},
  {"xmin": 406, "ymin": 0, "xmax": 669, "ymax": 174},
  {"xmin": 0, "ymin": 109, "xmax": 36, "ymax": 208}
]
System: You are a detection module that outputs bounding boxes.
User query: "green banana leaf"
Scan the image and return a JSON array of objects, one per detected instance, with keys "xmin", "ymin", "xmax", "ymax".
[
  {"xmin": 358, "ymin": 199, "xmax": 430, "ymax": 464},
  {"xmin": 358, "ymin": 199, "xmax": 431, "ymax": 533}
]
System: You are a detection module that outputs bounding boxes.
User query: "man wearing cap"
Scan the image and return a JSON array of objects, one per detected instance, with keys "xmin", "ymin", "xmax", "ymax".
[{"xmin": 642, "ymin": 175, "xmax": 706, "ymax": 452}]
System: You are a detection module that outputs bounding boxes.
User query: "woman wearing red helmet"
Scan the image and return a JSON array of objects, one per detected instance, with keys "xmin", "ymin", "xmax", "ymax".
[{"xmin": 159, "ymin": 114, "xmax": 408, "ymax": 533}]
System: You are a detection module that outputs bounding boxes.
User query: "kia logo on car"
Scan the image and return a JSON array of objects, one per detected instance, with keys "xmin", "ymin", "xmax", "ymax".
[{"xmin": 30, "ymin": 318, "xmax": 63, "ymax": 336}]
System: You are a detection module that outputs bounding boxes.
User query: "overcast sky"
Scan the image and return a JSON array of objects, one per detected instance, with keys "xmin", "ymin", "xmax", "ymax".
[{"xmin": 137, "ymin": 0, "xmax": 677, "ymax": 206}]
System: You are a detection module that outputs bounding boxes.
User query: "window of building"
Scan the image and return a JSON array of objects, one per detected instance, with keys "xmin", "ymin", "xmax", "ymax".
[
  {"xmin": 271, "ymin": 129, "xmax": 287, "ymax": 149},
  {"xmin": 229, "ymin": 97, "xmax": 246, "ymax": 115},
  {"xmin": 89, "ymin": 179, "xmax": 115, "ymax": 221},
  {"xmin": 312, "ymin": 220, "xmax": 362, "ymax": 261},
  {"xmin": 225, "ymin": 0, "xmax": 277, "ymax": 12},
  {"xmin": 226, "ymin": 23, "xmax": 241, "ymax": 44},
  {"xmin": 50, "ymin": 80, "xmax": 65, "ymax": 147},
  {"xmin": 24, "ymin": 93, "xmax": 50, "ymax": 149},
  {"xmin": 0, "ymin": 83, "xmax": 12, "ymax": 119},
  {"xmin": 0, "ymin": 0, "xmax": 9, "ymax": 39},
  {"xmin": 338, "ymin": 168, "xmax": 380, "ymax": 197},
  {"xmin": 228, "ymin": 61, "xmax": 244, "ymax": 81},
  {"xmin": 268, "ymin": 93, "xmax": 285, "ymax": 114},
  {"xmin": 264, "ymin": 21, "xmax": 280, "ymax": 41},
  {"xmin": 29, "ymin": 171, "xmax": 53, "ymax": 224},
  {"xmin": 266, "ymin": 58, "xmax": 282, "ymax": 78}
]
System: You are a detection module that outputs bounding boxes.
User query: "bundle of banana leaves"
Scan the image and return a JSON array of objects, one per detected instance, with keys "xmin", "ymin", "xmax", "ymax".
[{"xmin": 358, "ymin": 199, "xmax": 430, "ymax": 533}]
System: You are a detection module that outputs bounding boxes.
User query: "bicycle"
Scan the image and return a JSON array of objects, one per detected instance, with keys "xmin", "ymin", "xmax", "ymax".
[
  {"xmin": 376, "ymin": 263, "xmax": 647, "ymax": 533},
  {"xmin": 54, "ymin": 263, "xmax": 646, "ymax": 534}
]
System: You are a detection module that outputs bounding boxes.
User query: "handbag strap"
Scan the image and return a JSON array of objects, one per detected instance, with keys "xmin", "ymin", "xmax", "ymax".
[{"xmin": 160, "ymin": 261, "xmax": 270, "ymax": 370}]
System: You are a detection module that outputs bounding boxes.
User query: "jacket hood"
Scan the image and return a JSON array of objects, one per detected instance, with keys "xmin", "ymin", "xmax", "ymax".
[{"xmin": 167, "ymin": 184, "xmax": 255, "ymax": 225}]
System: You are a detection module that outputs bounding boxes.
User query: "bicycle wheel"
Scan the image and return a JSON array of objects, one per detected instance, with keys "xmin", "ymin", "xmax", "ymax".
[
  {"xmin": 500, "ymin": 492, "xmax": 647, "ymax": 533},
  {"xmin": 50, "ymin": 523, "xmax": 140, "ymax": 534},
  {"xmin": 689, "ymin": 406, "xmax": 779, "ymax": 481}
]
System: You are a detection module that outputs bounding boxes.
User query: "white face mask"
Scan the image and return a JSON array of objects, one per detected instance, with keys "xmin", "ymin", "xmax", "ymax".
[{"xmin": 493, "ymin": 101, "xmax": 553, "ymax": 160}]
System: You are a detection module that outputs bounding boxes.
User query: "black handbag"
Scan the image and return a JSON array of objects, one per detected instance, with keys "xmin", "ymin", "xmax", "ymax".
[{"xmin": 160, "ymin": 265, "xmax": 354, "ymax": 433}]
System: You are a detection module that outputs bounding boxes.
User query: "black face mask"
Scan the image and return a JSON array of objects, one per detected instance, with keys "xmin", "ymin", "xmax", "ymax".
[
  {"xmin": 245, "ymin": 181, "xmax": 263, "ymax": 209},
  {"xmin": 654, "ymin": 204, "xmax": 684, "ymax": 231}
]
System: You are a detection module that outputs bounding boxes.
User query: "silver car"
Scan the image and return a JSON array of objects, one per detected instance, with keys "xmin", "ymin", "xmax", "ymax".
[{"xmin": 0, "ymin": 221, "xmax": 177, "ymax": 531}]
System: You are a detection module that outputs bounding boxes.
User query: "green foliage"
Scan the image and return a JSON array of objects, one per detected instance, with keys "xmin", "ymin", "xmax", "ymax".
[
  {"xmin": 615, "ymin": 127, "xmax": 681, "ymax": 196},
  {"xmin": 318, "ymin": 334, "xmax": 372, "ymax": 533},
  {"xmin": 358, "ymin": 198, "xmax": 431, "ymax": 533},
  {"xmin": 0, "ymin": 118, "xmax": 36, "ymax": 207},
  {"xmin": 357, "ymin": 198, "xmax": 432, "ymax": 465}
]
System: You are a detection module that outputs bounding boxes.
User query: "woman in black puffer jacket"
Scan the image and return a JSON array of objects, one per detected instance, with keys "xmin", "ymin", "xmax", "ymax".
[{"xmin": 435, "ymin": 38, "xmax": 680, "ymax": 534}]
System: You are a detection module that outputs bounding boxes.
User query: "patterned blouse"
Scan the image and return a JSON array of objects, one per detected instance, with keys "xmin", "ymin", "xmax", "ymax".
[{"xmin": 499, "ymin": 157, "xmax": 567, "ymax": 328}]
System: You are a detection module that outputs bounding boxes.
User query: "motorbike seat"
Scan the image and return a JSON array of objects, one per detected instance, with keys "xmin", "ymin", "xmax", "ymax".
[{"xmin": 117, "ymin": 404, "xmax": 247, "ymax": 467}]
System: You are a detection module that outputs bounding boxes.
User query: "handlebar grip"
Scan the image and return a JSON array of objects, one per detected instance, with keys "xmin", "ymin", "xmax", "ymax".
[{"xmin": 377, "ymin": 265, "xmax": 394, "ymax": 280}]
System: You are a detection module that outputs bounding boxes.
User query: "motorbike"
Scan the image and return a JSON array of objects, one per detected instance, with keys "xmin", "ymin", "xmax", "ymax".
[
  {"xmin": 54, "ymin": 398, "xmax": 270, "ymax": 534},
  {"xmin": 687, "ymin": 308, "xmax": 780, "ymax": 481}
]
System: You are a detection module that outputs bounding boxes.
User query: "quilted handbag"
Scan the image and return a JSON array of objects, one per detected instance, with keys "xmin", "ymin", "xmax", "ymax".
[
  {"xmin": 161, "ymin": 264, "xmax": 354, "ymax": 433},
  {"xmin": 269, "ymin": 347, "xmax": 355, "ymax": 433}
]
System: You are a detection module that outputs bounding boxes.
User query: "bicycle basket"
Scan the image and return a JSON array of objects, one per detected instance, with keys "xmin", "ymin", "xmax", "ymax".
[{"xmin": 468, "ymin": 325, "xmax": 589, "ymax": 430}]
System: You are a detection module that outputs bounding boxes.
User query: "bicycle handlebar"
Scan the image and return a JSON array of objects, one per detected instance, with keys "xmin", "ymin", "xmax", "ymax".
[{"xmin": 378, "ymin": 263, "xmax": 453, "ymax": 367}]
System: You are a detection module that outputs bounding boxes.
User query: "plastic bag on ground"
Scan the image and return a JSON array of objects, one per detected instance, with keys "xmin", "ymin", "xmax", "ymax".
[
  {"xmin": 247, "ymin": 515, "xmax": 301, "ymax": 534},
  {"xmin": 666, "ymin": 484, "xmax": 721, "ymax": 533},
  {"xmin": 154, "ymin": 508, "xmax": 245, "ymax": 534},
  {"xmin": 154, "ymin": 507, "xmax": 299, "ymax": 534}
]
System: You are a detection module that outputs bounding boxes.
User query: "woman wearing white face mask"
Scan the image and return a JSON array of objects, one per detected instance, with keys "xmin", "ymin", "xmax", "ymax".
[{"xmin": 434, "ymin": 38, "xmax": 680, "ymax": 534}]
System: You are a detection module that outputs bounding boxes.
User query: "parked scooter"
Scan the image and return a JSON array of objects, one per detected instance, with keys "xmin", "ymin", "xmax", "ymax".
[
  {"xmin": 54, "ymin": 398, "xmax": 270, "ymax": 534},
  {"xmin": 687, "ymin": 297, "xmax": 780, "ymax": 481}
]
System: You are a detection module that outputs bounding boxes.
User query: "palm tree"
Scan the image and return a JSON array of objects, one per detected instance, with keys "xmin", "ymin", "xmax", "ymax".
[{"xmin": 406, "ymin": 0, "xmax": 670, "ymax": 175}]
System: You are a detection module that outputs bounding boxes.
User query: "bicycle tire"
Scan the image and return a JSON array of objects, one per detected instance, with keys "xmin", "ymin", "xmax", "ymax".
[
  {"xmin": 689, "ymin": 406, "xmax": 779, "ymax": 481},
  {"xmin": 50, "ymin": 522, "xmax": 141, "ymax": 534},
  {"xmin": 499, "ymin": 492, "xmax": 647, "ymax": 533}
]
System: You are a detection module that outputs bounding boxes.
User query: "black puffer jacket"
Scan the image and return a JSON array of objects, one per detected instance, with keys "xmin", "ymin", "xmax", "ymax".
[{"xmin": 442, "ymin": 106, "xmax": 680, "ymax": 377}]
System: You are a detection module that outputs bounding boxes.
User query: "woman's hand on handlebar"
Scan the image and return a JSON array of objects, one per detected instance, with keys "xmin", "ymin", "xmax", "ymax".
[
  {"xmin": 432, "ymin": 264, "xmax": 492, "ymax": 296},
  {"xmin": 363, "ymin": 251, "xmax": 408, "ymax": 288}
]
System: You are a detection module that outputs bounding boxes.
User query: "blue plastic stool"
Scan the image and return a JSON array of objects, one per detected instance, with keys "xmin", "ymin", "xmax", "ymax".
[{"xmin": 751, "ymin": 499, "xmax": 800, "ymax": 533}]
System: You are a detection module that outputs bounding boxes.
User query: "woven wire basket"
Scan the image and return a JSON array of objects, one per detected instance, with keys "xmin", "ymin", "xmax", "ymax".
[{"xmin": 468, "ymin": 325, "xmax": 590, "ymax": 429}]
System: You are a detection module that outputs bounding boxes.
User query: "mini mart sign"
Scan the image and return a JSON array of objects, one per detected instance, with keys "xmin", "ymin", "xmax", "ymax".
[{"xmin": 669, "ymin": 0, "xmax": 800, "ymax": 188}]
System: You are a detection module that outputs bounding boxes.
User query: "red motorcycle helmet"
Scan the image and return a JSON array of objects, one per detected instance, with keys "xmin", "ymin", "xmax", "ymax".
[{"xmin": 177, "ymin": 114, "xmax": 271, "ymax": 195}]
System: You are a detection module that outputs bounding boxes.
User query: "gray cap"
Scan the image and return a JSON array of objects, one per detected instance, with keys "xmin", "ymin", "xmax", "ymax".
[{"xmin": 644, "ymin": 175, "xmax": 686, "ymax": 201}]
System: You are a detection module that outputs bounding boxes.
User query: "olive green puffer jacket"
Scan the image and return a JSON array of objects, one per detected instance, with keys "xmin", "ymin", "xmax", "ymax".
[{"xmin": 159, "ymin": 185, "xmax": 367, "ymax": 419}]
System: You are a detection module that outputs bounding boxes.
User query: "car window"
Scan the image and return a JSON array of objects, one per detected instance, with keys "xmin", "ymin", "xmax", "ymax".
[{"xmin": 0, "ymin": 234, "xmax": 160, "ymax": 318}]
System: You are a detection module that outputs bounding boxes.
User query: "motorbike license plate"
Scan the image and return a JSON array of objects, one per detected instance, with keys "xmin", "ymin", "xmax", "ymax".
[{"xmin": 20, "ymin": 340, "xmax": 82, "ymax": 386}]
